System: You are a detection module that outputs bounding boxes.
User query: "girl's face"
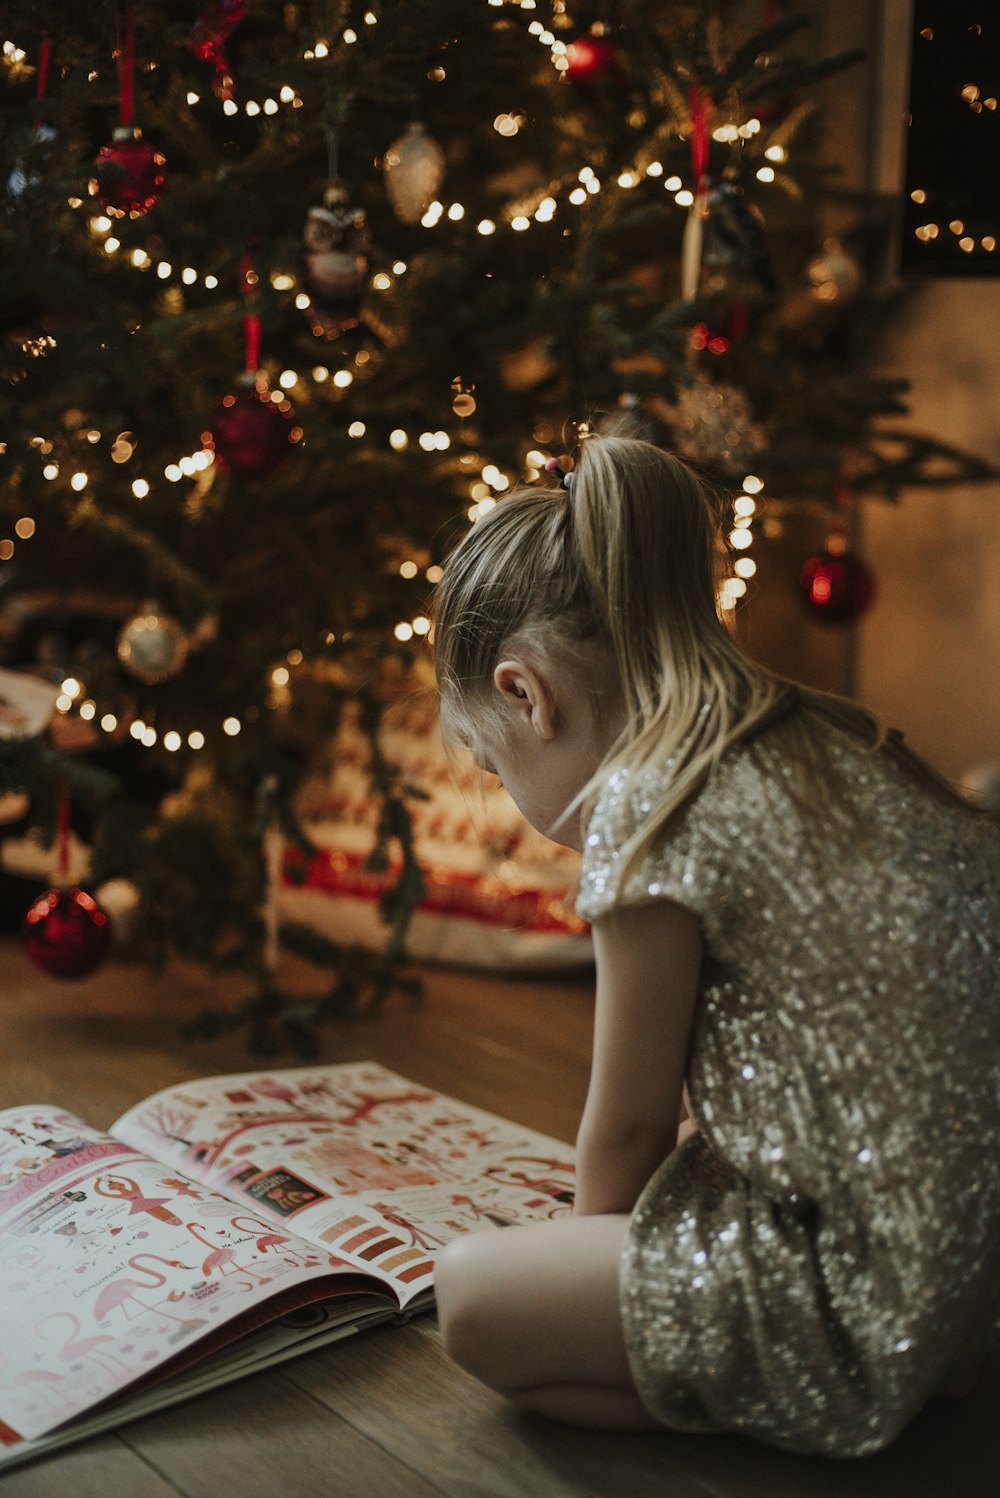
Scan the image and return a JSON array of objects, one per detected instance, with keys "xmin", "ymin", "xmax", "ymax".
[
  {"xmin": 475, "ymin": 724, "xmax": 589, "ymax": 851},
  {"xmin": 470, "ymin": 650, "xmax": 622, "ymax": 852}
]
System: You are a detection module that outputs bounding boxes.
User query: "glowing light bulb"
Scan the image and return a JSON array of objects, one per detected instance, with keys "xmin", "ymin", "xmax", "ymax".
[
  {"xmin": 188, "ymin": 730, "xmax": 205, "ymax": 750},
  {"xmin": 131, "ymin": 479, "xmax": 149, "ymax": 498},
  {"xmin": 222, "ymin": 717, "xmax": 241, "ymax": 736},
  {"xmin": 70, "ymin": 472, "xmax": 88, "ymax": 491}
]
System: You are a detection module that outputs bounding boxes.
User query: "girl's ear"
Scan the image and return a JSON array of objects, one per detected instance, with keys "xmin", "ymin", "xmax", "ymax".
[{"xmin": 493, "ymin": 658, "xmax": 556, "ymax": 740}]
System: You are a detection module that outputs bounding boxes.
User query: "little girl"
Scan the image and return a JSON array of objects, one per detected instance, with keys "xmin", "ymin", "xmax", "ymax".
[{"xmin": 430, "ymin": 433, "xmax": 1000, "ymax": 1458}]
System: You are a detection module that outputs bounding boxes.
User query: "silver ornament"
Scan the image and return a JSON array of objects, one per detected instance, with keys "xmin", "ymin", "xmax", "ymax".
[
  {"xmin": 117, "ymin": 605, "xmax": 189, "ymax": 685},
  {"xmin": 673, "ymin": 378, "xmax": 763, "ymax": 476},
  {"xmin": 383, "ymin": 123, "xmax": 445, "ymax": 225}
]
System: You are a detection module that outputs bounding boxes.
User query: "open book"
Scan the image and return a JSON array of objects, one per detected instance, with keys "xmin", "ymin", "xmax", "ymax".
[{"xmin": 0, "ymin": 1062, "xmax": 575, "ymax": 1470}]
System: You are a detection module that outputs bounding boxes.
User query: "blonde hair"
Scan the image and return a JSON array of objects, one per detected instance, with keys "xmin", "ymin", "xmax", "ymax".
[{"xmin": 433, "ymin": 433, "xmax": 976, "ymax": 880}]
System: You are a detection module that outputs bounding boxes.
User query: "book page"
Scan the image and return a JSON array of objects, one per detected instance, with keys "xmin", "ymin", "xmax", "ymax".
[
  {"xmin": 113, "ymin": 1063, "xmax": 576, "ymax": 1306},
  {"xmin": 0, "ymin": 1107, "xmax": 388, "ymax": 1444}
]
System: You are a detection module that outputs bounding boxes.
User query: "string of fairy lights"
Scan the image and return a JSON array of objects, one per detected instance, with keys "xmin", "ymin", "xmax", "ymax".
[{"xmin": 4, "ymin": 0, "xmax": 782, "ymax": 754}]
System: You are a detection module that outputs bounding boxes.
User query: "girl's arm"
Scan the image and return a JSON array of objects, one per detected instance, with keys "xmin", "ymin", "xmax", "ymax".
[{"xmin": 573, "ymin": 898, "xmax": 702, "ymax": 1217}]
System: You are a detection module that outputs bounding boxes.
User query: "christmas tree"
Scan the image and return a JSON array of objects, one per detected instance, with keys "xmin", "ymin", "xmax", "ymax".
[{"xmin": 2, "ymin": 1, "xmax": 994, "ymax": 1050}]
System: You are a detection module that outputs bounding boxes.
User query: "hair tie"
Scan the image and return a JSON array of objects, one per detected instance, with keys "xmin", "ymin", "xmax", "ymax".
[{"xmin": 543, "ymin": 457, "xmax": 574, "ymax": 490}]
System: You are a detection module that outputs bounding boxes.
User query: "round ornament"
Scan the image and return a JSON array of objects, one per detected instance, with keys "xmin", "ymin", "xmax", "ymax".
[
  {"xmin": 383, "ymin": 123, "xmax": 446, "ymax": 225},
  {"xmin": 564, "ymin": 34, "xmax": 622, "ymax": 87},
  {"xmin": 808, "ymin": 237, "xmax": 863, "ymax": 302},
  {"xmin": 93, "ymin": 126, "xmax": 166, "ymax": 217},
  {"xmin": 207, "ymin": 381, "xmax": 297, "ymax": 478},
  {"xmin": 673, "ymin": 377, "xmax": 763, "ymax": 477},
  {"xmin": 302, "ymin": 180, "xmax": 370, "ymax": 339},
  {"xmin": 799, "ymin": 548, "xmax": 875, "ymax": 623},
  {"xmin": 23, "ymin": 886, "xmax": 112, "ymax": 980},
  {"xmin": 117, "ymin": 605, "xmax": 190, "ymax": 685}
]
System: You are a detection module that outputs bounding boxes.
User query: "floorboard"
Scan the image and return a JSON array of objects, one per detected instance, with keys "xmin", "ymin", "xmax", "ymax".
[{"xmin": 0, "ymin": 936, "xmax": 995, "ymax": 1496}]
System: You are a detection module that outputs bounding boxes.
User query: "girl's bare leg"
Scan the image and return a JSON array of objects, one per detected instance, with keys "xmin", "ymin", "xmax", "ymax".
[{"xmin": 435, "ymin": 1214, "xmax": 660, "ymax": 1430}]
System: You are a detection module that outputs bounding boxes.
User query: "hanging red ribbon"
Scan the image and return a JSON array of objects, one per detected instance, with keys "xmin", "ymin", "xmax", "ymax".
[
  {"xmin": 115, "ymin": 1, "xmax": 137, "ymax": 127},
  {"xmin": 689, "ymin": 86, "xmax": 710, "ymax": 191},
  {"xmin": 56, "ymin": 782, "xmax": 71, "ymax": 882},
  {"xmin": 241, "ymin": 252, "xmax": 261, "ymax": 373},
  {"xmin": 33, "ymin": 37, "xmax": 52, "ymax": 129}
]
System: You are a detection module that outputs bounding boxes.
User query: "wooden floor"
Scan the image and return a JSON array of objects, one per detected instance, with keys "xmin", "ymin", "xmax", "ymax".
[{"xmin": 0, "ymin": 935, "xmax": 996, "ymax": 1497}]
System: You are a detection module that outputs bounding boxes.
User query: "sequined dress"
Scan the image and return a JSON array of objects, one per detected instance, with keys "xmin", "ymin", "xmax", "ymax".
[{"xmin": 576, "ymin": 721, "xmax": 1000, "ymax": 1457}]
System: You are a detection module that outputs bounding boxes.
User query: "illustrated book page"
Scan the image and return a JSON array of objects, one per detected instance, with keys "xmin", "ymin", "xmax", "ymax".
[
  {"xmin": 0, "ymin": 1107, "xmax": 394, "ymax": 1457},
  {"xmin": 113, "ymin": 1061, "xmax": 577, "ymax": 1309}
]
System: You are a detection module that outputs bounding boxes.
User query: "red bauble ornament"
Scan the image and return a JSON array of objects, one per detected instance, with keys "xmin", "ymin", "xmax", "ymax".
[
  {"xmin": 206, "ymin": 382, "xmax": 297, "ymax": 479},
  {"xmin": 23, "ymin": 886, "xmax": 113, "ymax": 980},
  {"xmin": 94, "ymin": 126, "xmax": 166, "ymax": 217},
  {"xmin": 565, "ymin": 34, "xmax": 622, "ymax": 86},
  {"xmin": 799, "ymin": 549, "xmax": 875, "ymax": 623}
]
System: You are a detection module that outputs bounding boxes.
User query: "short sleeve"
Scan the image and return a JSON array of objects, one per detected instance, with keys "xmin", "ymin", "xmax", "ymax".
[{"xmin": 576, "ymin": 749, "xmax": 778, "ymax": 951}]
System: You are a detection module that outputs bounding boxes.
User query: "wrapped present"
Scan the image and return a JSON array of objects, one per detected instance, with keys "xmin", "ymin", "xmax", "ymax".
[{"xmin": 281, "ymin": 695, "xmax": 592, "ymax": 972}]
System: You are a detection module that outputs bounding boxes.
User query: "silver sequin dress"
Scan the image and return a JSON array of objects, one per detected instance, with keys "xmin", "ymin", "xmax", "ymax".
[{"xmin": 576, "ymin": 721, "xmax": 1000, "ymax": 1457}]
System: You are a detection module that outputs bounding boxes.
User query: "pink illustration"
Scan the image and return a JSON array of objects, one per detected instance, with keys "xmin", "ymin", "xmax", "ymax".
[
  {"xmin": 249, "ymin": 1079, "xmax": 301, "ymax": 1109},
  {"xmin": 34, "ymin": 1312, "xmax": 129, "ymax": 1378},
  {"xmin": 0, "ymin": 1357, "xmax": 71, "ymax": 1419},
  {"xmin": 93, "ymin": 1175, "xmax": 183, "ymax": 1225},
  {"xmin": 92, "ymin": 1253, "xmax": 205, "ymax": 1338},
  {"xmin": 185, "ymin": 1221, "xmax": 273, "ymax": 1283},
  {"xmin": 335, "ymin": 1089, "xmax": 435, "ymax": 1128},
  {"xmin": 371, "ymin": 1202, "xmax": 448, "ymax": 1250},
  {"xmin": 229, "ymin": 1215, "xmax": 322, "ymax": 1265},
  {"xmin": 296, "ymin": 1136, "xmax": 437, "ymax": 1193}
]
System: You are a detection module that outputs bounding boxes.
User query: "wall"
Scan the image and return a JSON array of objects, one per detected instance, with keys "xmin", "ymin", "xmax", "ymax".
[{"xmin": 786, "ymin": 1, "xmax": 1000, "ymax": 782}]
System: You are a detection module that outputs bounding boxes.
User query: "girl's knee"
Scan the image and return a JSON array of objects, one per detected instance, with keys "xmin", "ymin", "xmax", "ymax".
[{"xmin": 435, "ymin": 1233, "xmax": 500, "ymax": 1380}]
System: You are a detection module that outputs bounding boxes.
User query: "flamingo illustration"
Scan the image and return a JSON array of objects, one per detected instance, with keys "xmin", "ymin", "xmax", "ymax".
[
  {"xmin": 0, "ymin": 1357, "xmax": 72, "ymax": 1418},
  {"xmin": 186, "ymin": 1221, "xmax": 272, "ymax": 1282},
  {"xmin": 92, "ymin": 1253, "xmax": 205, "ymax": 1340},
  {"xmin": 34, "ymin": 1312, "xmax": 129, "ymax": 1377},
  {"xmin": 229, "ymin": 1215, "xmax": 321, "ymax": 1265}
]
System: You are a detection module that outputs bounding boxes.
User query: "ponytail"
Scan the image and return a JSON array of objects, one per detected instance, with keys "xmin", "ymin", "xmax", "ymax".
[{"xmin": 434, "ymin": 433, "xmax": 980, "ymax": 879}]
